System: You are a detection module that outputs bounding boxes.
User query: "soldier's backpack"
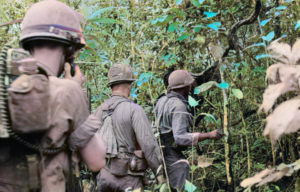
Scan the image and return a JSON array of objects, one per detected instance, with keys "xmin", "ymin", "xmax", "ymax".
[
  {"xmin": 0, "ymin": 44, "xmax": 30, "ymax": 138},
  {"xmin": 98, "ymin": 100, "xmax": 148, "ymax": 176},
  {"xmin": 0, "ymin": 43, "xmax": 65, "ymax": 154},
  {"xmin": 98, "ymin": 100, "xmax": 128, "ymax": 158}
]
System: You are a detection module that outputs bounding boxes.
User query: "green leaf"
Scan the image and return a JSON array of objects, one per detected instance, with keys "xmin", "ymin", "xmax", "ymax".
[
  {"xmin": 295, "ymin": 21, "xmax": 300, "ymax": 30},
  {"xmin": 165, "ymin": 14, "xmax": 176, "ymax": 22},
  {"xmin": 188, "ymin": 96, "xmax": 198, "ymax": 107},
  {"xmin": 276, "ymin": 6, "xmax": 287, "ymax": 10},
  {"xmin": 160, "ymin": 183, "xmax": 168, "ymax": 192},
  {"xmin": 243, "ymin": 42, "xmax": 265, "ymax": 50},
  {"xmin": 190, "ymin": 165, "xmax": 198, "ymax": 172},
  {"xmin": 89, "ymin": 18, "xmax": 119, "ymax": 24},
  {"xmin": 89, "ymin": 7, "xmax": 116, "ymax": 19},
  {"xmin": 206, "ymin": 22, "xmax": 221, "ymax": 31},
  {"xmin": 191, "ymin": 0, "xmax": 201, "ymax": 7},
  {"xmin": 85, "ymin": 34, "xmax": 108, "ymax": 52},
  {"xmin": 193, "ymin": 24, "xmax": 206, "ymax": 32},
  {"xmin": 203, "ymin": 11, "xmax": 218, "ymax": 18},
  {"xmin": 198, "ymin": 0, "xmax": 205, "ymax": 4},
  {"xmin": 232, "ymin": 89, "xmax": 243, "ymax": 99},
  {"xmin": 84, "ymin": 45, "xmax": 102, "ymax": 63},
  {"xmin": 175, "ymin": 0, "xmax": 183, "ymax": 5},
  {"xmin": 262, "ymin": 31, "xmax": 275, "ymax": 42},
  {"xmin": 194, "ymin": 81, "xmax": 217, "ymax": 94},
  {"xmin": 163, "ymin": 54, "xmax": 170, "ymax": 60},
  {"xmin": 199, "ymin": 113, "xmax": 217, "ymax": 123},
  {"xmin": 194, "ymin": 35, "xmax": 205, "ymax": 44},
  {"xmin": 217, "ymin": 82, "xmax": 229, "ymax": 89},
  {"xmin": 177, "ymin": 35, "xmax": 188, "ymax": 42},
  {"xmin": 197, "ymin": 155, "xmax": 214, "ymax": 168},
  {"xmin": 232, "ymin": 3, "xmax": 242, "ymax": 13},
  {"xmin": 253, "ymin": 67, "xmax": 266, "ymax": 72},
  {"xmin": 151, "ymin": 19, "xmax": 158, "ymax": 25},
  {"xmin": 80, "ymin": 3, "xmax": 89, "ymax": 19},
  {"xmin": 169, "ymin": 8, "xmax": 179, "ymax": 13},
  {"xmin": 255, "ymin": 54, "xmax": 276, "ymax": 60},
  {"xmin": 184, "ymin": 180, "xmax": 197, "ymax": 192},
  {"xmin": 260, "ymin": 19, "xmax": 271, "ymax": 26},
  {"xmin": 241, "ymin": 61, "xmax": 249, "ymax": 67},
  {"xmin": 209, "ymin": 43, "xmax": 223, "ymax": 59},
  {"xmin": 168, "ymin": 22, "xmax": 179, "ymax": 32},
  {"xmin": 158, "ymin": 15, "xmax": 168, "ymax": 22}
]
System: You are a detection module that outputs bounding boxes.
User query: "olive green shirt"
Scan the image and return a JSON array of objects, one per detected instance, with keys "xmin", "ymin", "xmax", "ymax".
[{"xmin": 155, "ymin": 91, "xmax": 199, "ymax": 146}]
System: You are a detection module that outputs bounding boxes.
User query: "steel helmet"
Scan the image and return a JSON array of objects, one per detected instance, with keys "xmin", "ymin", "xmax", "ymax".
[
  {"xmin": 20, "ymin": 0, "xmax": 85, "ymax": 50},
  {"xmin": 108, "ymin": 63, "xmax": 135, "ymax": 86},
  {"xmin": 168, "ymin": 70, "xmax": 196, "ymax": 89}
]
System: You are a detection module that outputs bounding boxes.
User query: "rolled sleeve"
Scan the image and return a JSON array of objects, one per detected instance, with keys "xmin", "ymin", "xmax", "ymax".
[{"xmin": 171, "ymin": 103, "xmax": 198, "ymax": 146}]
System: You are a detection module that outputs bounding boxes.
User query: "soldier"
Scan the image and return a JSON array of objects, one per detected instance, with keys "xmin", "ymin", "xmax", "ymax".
[
  {"xmin": 154, "ymin": 70, "xmax": 223, "ymax": 192},
  {"xmin": 70, "ymin": 63, "xmax": 165, "ymax": 192},
  {"xmin": 0, "ymin": 0, "xmax": 105, "ymax": 191}
]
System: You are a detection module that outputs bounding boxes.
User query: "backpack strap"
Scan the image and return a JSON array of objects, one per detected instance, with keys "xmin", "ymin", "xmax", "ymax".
[
  {"xmin": 100, "ymin": 99, "xmax": 131, "ymax": 154},
  {"xmin": 154, "ymin": 94, "xmax": 176, "ymax": 128}
]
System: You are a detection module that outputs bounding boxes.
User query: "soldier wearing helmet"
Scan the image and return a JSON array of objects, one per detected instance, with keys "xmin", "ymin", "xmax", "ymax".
[
  {"xmin": 0, "ymin": 0, "xmax": 105, "ymax": 191},
  {"xmin": 154, "ymin": 70, "xmax": 223, "ymax": 191},
  {"xmin": 69, "ymin": 63, "xmax": 165, "ymax": 191}
]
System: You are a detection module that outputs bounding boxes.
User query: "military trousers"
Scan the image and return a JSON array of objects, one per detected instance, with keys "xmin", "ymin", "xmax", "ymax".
[
  {"xmin": 163, "ymin": 146, "xmax": 190, "ymax": 192},
  {"xmin": 97, "ymin": 167, "xmax": 143, "ymax": 192}
]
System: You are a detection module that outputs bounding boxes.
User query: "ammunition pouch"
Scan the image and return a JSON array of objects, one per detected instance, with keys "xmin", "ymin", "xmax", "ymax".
[
  {"xmin": 26, "ymin": 154, "xmax": 40, "ymax": 190},
  {"xmin": 110, "ymin": 158, "xmax": 129, "ymax": 176},
  {"xmin": 129, "ymin": 150, "xmax": 148, "ymax": 172},
  {"xmin": 108, "ymin": 150, "xmax": 148, "ymax": 176}
]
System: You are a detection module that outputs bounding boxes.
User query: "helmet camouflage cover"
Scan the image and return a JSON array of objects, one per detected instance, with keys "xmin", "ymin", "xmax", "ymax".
[
  {"xmin": 108, "ymin": 63, "xmax": 135, "ymax": 86},
  {"xmin": 20, "ymin": 0, "xmax": 85, "ymax": 50}
]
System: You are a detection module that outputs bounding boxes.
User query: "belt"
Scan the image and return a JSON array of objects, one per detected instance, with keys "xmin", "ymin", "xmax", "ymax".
[{"xmin": 119, "ymin": 146, "xmax": 134, "ymax": 153}]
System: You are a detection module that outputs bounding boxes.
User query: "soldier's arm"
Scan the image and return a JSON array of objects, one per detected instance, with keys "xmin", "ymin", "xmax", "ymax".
[
  {"xmin": 131, "ymin": 103, "xmax": 163, "ymax": 176},
  {"xmin": 67, "ymin": 89, "xmax": 106, "ymax": 171},
  {"xmin": 172, "ymin": 101, "xmax": 223, "ymax": 145},
  {"xmin": 69, "ymin": 107, "xmax": 103, "ymax": 152},
  {"xmin": 171, "ymin": 101, "xmax": 200, "ymax": 146}
]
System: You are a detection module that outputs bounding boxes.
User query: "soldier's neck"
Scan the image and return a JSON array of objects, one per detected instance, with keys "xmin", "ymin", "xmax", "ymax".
[
  {"xmin": 111, "ymin": 91, "xmax": 129, "ymax": 98},
  {"xmin": 32, "ymin": 47, "xmax": 65, "ymax": 76},
  {"xmin": 111, "ymin": 84, "xmax": 131, "ymax": 98}
]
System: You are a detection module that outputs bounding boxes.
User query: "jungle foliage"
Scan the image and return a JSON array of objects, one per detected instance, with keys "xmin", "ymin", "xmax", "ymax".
[{"xmin": 1, "ymin": 0, "xmax": 300, "ymax": 191}]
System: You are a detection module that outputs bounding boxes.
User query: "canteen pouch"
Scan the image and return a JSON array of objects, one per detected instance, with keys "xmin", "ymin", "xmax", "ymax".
[
  {"xmin": 8, "ymin": 58, "xmax": 50, "ymax": 133},
  {"xmin": 110, "ymin": 158, "xmax": 129, "ymax": 176},
  {"xmin": 129, "ymin": 150, "xmax": 148, "ymax": 172}
]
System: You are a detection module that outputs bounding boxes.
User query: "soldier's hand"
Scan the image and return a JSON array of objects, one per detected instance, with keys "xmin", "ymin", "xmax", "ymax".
[
  {"xmin": 208, "ymin": 129, "xmax": 224, "ymax": 140},
  {"xmin": 64, "ymin": 62, "xmax": 85, "ymax": 86}
]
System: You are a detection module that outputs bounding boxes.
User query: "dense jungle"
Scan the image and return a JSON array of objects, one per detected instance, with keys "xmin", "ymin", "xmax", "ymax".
[{"xmin": 1, "ymin": 0, "xmax": 300, "ymax": 191}]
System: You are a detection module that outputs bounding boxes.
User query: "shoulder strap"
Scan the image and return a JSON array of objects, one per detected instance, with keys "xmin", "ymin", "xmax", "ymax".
[
  {"xmin": 100, "ymin": 99, "xmax": 131, "ymax": 153},
  {"xmin": 154, "ymin": 95, "xmax": 171, "ymax": 128},
  {"xmin": 101, "ymin": 99, "xmax": 131, "ymax": 118}
]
